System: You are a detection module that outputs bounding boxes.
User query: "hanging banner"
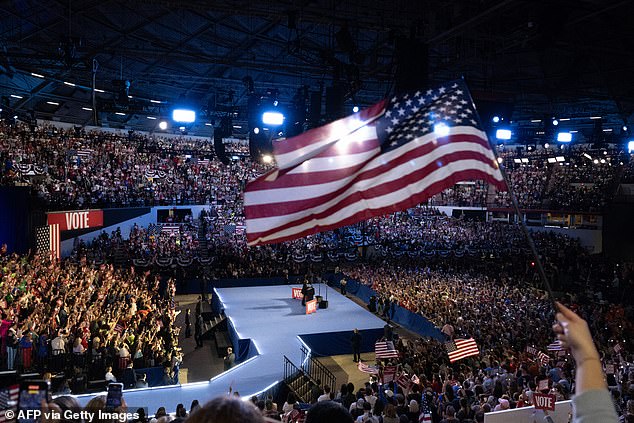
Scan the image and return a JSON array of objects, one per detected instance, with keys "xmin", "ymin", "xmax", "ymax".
[{"xmin": 47, "ymin": 210, "xmax": 104, "ymax": 231}]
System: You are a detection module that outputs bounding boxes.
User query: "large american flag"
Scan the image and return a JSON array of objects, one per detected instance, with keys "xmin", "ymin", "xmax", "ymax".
[
  {"xmin": 244, "ymin": 79, "xmax": 506, "ymax": 245},
  {"xmin": 445, "ymin": 338, "xmax": 480, "ymax": 363},
  {"xmin": 0, "ymin": 384, "xmax": 19, "ymax": 423},
  {"xmin": 419, "ymin": 393, "xmax": 432, "ymax": 423},
  {"xmin": 35, "ymin": 224, "xmax": 60, "ymax": 261},
  {"xmin": 375, "ymin": 340, "xmax": 399, "ymax": 359}
]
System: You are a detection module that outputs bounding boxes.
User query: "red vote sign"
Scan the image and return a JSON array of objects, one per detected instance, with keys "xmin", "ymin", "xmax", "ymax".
[
  {"xmin": 292, "ymin": 287, "xmax": 303, "ymax": 299},
  {"xmin": 533, "ymin": 393, "xmax": 556, "ymax": 411},
  {"xmin": 306, "ymin": 299, "xmax": 318, "ymax": 315},
  {"xmin": 47, "ymin": 210, "xmax": 104, "ymax": 231}
]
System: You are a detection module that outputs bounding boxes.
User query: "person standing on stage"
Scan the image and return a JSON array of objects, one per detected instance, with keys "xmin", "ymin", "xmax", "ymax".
[
  {"xmin": 185, "ymin": 309, "xmax": 192, "ymax": 338},
  {"xmin": 340, "ymin": 278, "xmax": 348, "ymax": 296},
  {"xmin": 223, "ymin": 347, "xmax": 236, "ymax": 370},
  {"xmin": 351, "ymin": 328, "xmax": 362, "ymax": 363},
  {"xmin": 194, "ymin": 313, "xmax": 204, "ymax": 348}
]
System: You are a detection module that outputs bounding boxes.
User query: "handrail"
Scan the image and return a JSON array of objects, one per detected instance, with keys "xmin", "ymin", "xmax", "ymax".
[
  {"xmin": 283, "ymin": 355, "xmax": 310, "ymax": 402},
  {"xmin": 299, "ymin": 345, "xmax": 336, "ymax": 398}
]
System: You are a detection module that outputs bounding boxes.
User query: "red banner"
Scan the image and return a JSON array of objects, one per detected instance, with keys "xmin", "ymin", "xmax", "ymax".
[
  {"xmin": 47, "ymin": 210, "xmax": 104, "ymax": 231},
  {"xmin": 306, "ymin": 299, "xmax": 318, "ymax": 314},
  {"xmin": 292, "ymin": 287, "xmax": 303, "ymax": 299},
  {"xmin": 533, "ymin": 393, "xmax": 556, "ymax": 411}
]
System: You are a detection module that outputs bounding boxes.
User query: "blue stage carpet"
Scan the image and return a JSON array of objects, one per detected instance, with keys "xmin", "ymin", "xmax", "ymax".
[{"xmin": 74, "ymin": 284, "xmax": 386, "ymax": 413}]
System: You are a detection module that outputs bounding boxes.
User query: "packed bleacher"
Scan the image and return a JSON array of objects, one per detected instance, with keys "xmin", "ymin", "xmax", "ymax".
[{"xmin": 2, "ymin": 121, "xmax": 633, "ymax": 212}]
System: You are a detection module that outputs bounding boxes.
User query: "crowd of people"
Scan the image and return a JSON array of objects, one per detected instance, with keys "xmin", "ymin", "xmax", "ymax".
[
  {"xmin": 0, "ymin": 250, "xmax": 181, "ymax": 393},
  {"xmin": 1, "ymin": 121, "xmax": 633, "ymax": 212}
]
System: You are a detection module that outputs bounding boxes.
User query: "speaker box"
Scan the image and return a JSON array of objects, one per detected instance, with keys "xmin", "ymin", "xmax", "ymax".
[
  {"xmin": 319, "ymin": 300, "xmax": 328, "ymax": 309},
  {"xmin": 315, "ymin": 295, "xmax": 323, "ymax": 303}
]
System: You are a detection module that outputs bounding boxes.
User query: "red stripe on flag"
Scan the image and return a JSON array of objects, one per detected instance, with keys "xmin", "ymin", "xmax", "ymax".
[
  {"xmin": 49, "ymin": 224, "xmax": 60, "ymax": 261},
  {"xmin": 447, "ymin": 338, "xmax": 480, "ymax": 363},
  {"xmin": 247, "ymin": 168, "xmax": 501, "ymax": 245}
]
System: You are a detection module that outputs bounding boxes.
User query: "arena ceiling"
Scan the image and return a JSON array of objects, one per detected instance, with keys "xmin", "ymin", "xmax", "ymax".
[{"xmin": 0, "ymin": 0, "xmax": 633, "ymax": 138}]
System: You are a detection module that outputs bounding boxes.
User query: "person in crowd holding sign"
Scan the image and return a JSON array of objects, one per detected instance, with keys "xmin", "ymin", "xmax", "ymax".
[{"xmin": 553, "ymin": 302, "xmax": 618, "ymax": 423}]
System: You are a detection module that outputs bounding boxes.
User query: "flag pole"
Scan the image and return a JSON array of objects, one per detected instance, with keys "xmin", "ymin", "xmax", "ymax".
[{"xmin": 462, "ymin": 78, "xmax": 557, "ymax": 309}]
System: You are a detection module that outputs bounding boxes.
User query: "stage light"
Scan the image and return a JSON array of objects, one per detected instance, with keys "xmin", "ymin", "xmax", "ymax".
[
  {"xmin": 46, "ymin": 101, "xmax": 59, "ymax": 106},
  {"xmin": 262, "ymin": 154, "xmax": 273, "ymax": 164},
  {"xmin": 544, "ymin": 143, "xmax": 550, "ymax": 149},
  {"xmin": 94, "ymin": 88, "xmax": 105, "ymax": 93},
  {"xmin": 492, "ymin": 116, "xmax": 500, "ymax": 123},
  {"xmin": 159, "ymin": 121, "xmax": 168, "ymax": 130},
  {"xmin": 495, "ymin": 129, "xmax": 512, "ymax": 140},
  {"xmin": 433, "ymin": 123, "xmax": 450, "ymax": 137},
  {"xmin": 628, "ymin": 140, "xmax": 634, "ymax": 153},
  {"xmin": 552, "ymin": 119, "xmax": 559, "ymax": 126},
  {"xmin": 204, "ymin": 122, "xmax": 212, "ymax": 126},
  {"xmin": 557, "ymin": 132, "xmax": 572, "ymax": 142},
  {"xmin": 115, "ymin": 112, "xmax": 125, "ymax": 116},
  {"xmin": 146, "ymin": 116, "xmax": 157, "ymax": 120},
  {"xmin": 273, "ymin": 100, "xmax": 279, "ymax": 107},
  {"xmin": 31, "ymin": 72, "xmax": 45, "ymax": 78},
  {"xmin": 262, "ymin": 111, "xmax": 284, "ymax": 126},
  {"xmin": 353, "ymin": 106, "xmax": 359, "ymax": 113},
  {"xmin": 150, "ymin": 99, "xmax": 161, "ymax": 104},
  {"xmin": 172, "ymin": 109, "xmax": 196, "ymax": 123},
  {"xmin": 623, "ymin": 125, "xmax": 628, "ymax": 131},
  {"xmin": 63, "ymin": 81, "xmax": 75, "ymax": 86},
  {"xmin": 82, "ymin": 107, "xmax": 92, "ymax": 111},
  {"xmin": 253, "ymin": 127, "xmax": 260, "ymax": 134},
  {"xmin": 10, "ymin": 94, "xmax": 22, "ymax": 99}
]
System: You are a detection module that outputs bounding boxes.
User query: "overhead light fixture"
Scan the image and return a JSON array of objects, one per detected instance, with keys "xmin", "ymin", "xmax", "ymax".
[
  {"xmin": 353, "ymin": 106, "xmax": 360, "ymax": 113},
  {"xmin": 544, "ymin": 143, "xmax": 550, "ymax": 149},
  {"xmin": 547, "ymin": 158, "xmax": 557, "ymax": 163},
  {"xmin": 492, "ymin": 116, "xmax": 500, "ymax": 123},
  {"xmin": 46, "ymin": 101, "xmax": 59, "ymax": 106},
  {"xmin": 10, "ymin": 94, "xmax": 23, "ymax": 99},
  {"xmin": 205, "ymin": 123, "xmax": 212, "ymax": 126},
  {"xmin": 602, "ymin": 128, "xmax": 612, "ymax": 132},
  {"xmin": 556, "ymin": 156, "xmax": 565, "ymax": 162},
  {"xmin": 628, "ymin": 140, "xmax": 634, "ymax": 153},
  {"xmin": 150, "ymin": 100, "xmax": 161, "ymax": 104},
  {"xmin": 530, "ymin": 119, "xmax": 542, "ymax": 123},
  {"xmin": 146, "ymin": 116, "xmax": 157, "ymax": 120},
  {"xmin": 262, "ymin": 111, "xmax": 285, "ymax": 126},
  {"xmin": 172, "ymin": 109, "xmax": 196, "ymax": 123},
  {"xmin": 552, "ymin": 119, "xmax": 559, "ymax": 126},
  {"xmin": 583, "ymin": 153, "xmax": 592, "ymax": 160},
  {"xmin": 559, "ymin": 118, "xmax": 570, "ymax": 121},
  {"xmin": 94, "ymin": 88, "xmax": 105, "ymax": 93},
  {"xmin": 31, "ymin": 72, "xmax": 45, "ymax": 78},
  {"xmin": 82, "ymin": 107, "xmax": 92, "ymax": 111},
  {"xmin": 253, "ymin": 127, "xmax": 260, "ymax": 134},
  {"xmin": 115, "ymin": 112, "xmax": 125, "ymax": 116},
  {"xmin": 589, "ymin": 116, "xmax": 602, "ymax": 120},
  {"xmin": 557, "ymin": 132, "xmax": 572, "ymax": 142},
  {"xmin": 159, "ymin": 121, "xmax": 168, "ymax": 130},
  {"xmin": 569, "ymin": 130, "xmax": 578, "ymax": 133},
  {"xmin": 63, "ymin": 81, "xmax": 76, "ymax": 86},
  {"xmin": 495, "ymin": 129, "xmax": 512, "ymax": 140},
  {"xmin": 232, "ymin": 125, "xmax": 242, "ymax": 129}
]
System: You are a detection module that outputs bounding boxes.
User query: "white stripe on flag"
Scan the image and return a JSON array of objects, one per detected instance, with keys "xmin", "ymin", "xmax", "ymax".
[{"xmin": 49, "ymin": 224, "xmax": 60, "ymax": 260}]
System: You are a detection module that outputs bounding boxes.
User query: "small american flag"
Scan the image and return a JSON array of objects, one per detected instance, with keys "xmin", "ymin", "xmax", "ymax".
[
  {"xmin": 614, "ymin": 343, "xmax": 622, "ymax": 354},
  {"xmin": 547, "ymin": 341, "xmax": 564, "ymax": 351},
  {"xmin": 419, "ymin": 393, "xmax": 432, "ymax": 423},
  {"xmin": 357, "ymin": 361, "xmax": 379, "ymax": 375},
  {"xmin": 445, "ymin": 338, "xmax": 479, "ymax": 363},
  {"xmin": 375, "ymin": 340, "xmax": 399, "ymax": 359},
  {"xmin": 198, "ymin": 158, "xmax": 210, "ymax": 166},
  {"xmin": 537, "ymin": 351, "xmax": 550, "ymax": 366},
  {"xmin": 0, "ymin": 384, "xmax": 19, "ymax": 423}
]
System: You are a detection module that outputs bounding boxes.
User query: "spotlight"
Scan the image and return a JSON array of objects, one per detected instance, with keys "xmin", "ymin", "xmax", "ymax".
[
  {"xmin": 492, "ymin": 116, "xmax": 500, "ymax": 123},
  {"xmin": 159, "ymin": 121, "xmax": 168, "ymax": 130},
  {"xmin": 172, "ymin": 109, "xmax": 196, "ymax": 123},
  {"xmin": 544, "ymin": 143, "xmax": 550, "ymax": 149},
  {"xmin": 495, "ymin": 129, "xmax": 512, "ymax": 140},
  {"xmin": 262, "ymin": 111, "xmax": 284, "ymax": 126},
  {"xmin": 557, "ymin": 132, "xmax": 572, "ymax": 142},
  {"xmin": 253, "ymin": 127, "xmax": 260, "ymax": 134},
  {"xmin": 262, "ymin": 154, "xmax": 273, "ymax": 164},
  {"xmin": 353, "ymin": 106, "xmax": 360, "ymax": 113},
  {"xmin": 433, "ymin": 123, "xmax": 450, "ymax": 137},
  {"xmin": 552, "ymin": 119, "xmax": 559, "ymax": 126},
  {"xmin": 628, "ymin": 140, "xmax": 634, "ymax": 153},
  {"xmin": 623, "ymin": 125, "xmax": 628, "ymax": 132}
]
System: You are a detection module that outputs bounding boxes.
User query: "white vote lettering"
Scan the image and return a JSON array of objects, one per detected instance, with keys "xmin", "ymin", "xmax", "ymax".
[{"xmin": 64, "ymin": 212, "xmax": 91, "ymax": 230}]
